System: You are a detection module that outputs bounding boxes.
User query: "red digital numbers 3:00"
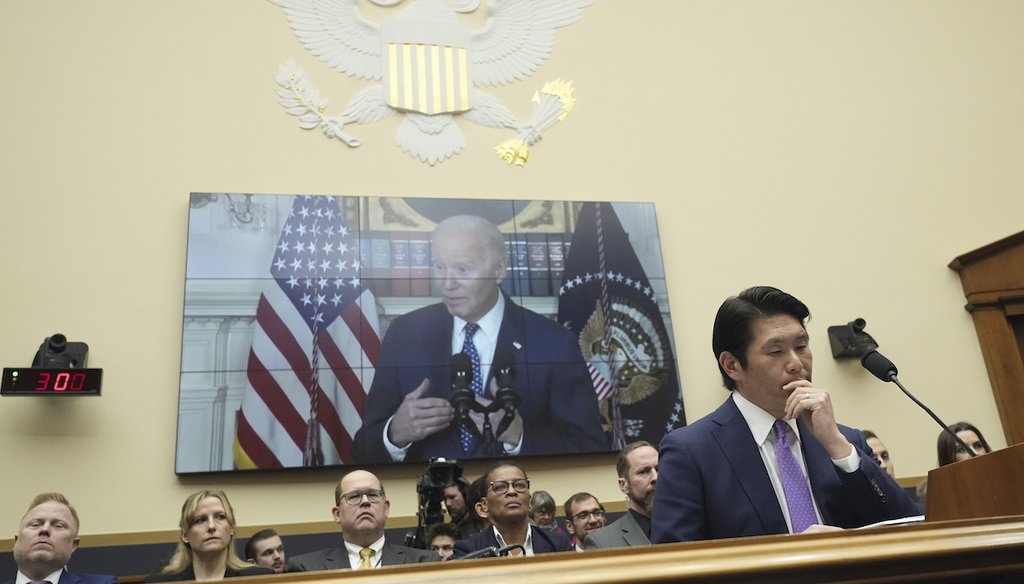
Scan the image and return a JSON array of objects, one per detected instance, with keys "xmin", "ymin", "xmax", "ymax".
[{"xmin": 35, "ymin": 371, "xmax": 87, "ymax": 391}]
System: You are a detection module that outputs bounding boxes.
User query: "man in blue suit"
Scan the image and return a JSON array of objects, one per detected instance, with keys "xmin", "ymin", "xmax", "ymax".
[
  {"xmin": 353, "ymin": 215, "xmax": 606, "ymax": 463},
  {"xmin": 652, "ymin": 286, "xmax": 921, "ymax": 543},
  {"xmin": 7, "ymin": 493, "xmax": 117, "ymax": 584},
  {"xmin": 452, "ymin": 461, "xmax": 572, "ymax": 558}
]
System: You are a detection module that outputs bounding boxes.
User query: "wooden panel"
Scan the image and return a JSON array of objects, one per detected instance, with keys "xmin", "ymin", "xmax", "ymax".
[
  {"xmin": 143, "ymin": 517, "xmax": 1024, "ymax": 583},
  {"xmin": 950, "ymin": 230, "xmax": 1024, "ymax": 447},
  {"xmin": 926, "ymin": 443, "xmax": 1024, "ymax": 521}
]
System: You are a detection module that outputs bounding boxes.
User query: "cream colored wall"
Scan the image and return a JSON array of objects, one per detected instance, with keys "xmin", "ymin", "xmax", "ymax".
[{"xmin": 1, "ymin": 1, "xmax": 1021, "ymax": 539}]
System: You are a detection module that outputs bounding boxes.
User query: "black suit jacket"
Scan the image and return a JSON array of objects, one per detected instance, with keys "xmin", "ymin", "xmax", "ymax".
[
  {"xmin": 4, "ymin": 571, "xmax": 118, "ymax": 584},
  {"xmin": 286, "ymin": 542, "xmax": 435, "ymax": 571},
  {"xmin": 142, "ymin": 565, "xmax": 272, "ymax": 581},
  {"xmin": 585, "ymin": 511, "xmax": 651, "ymax": 549},
  {"xmin": 352, "ymin": 297, "xmax": 607, "ymax": 462},
  {"xmin": 652, "ymin": 396, "xmax": 923, "ymax": 543},
  {"xmin": 452, "ymin": 525, "xmax": 572, "ymax": 558}
]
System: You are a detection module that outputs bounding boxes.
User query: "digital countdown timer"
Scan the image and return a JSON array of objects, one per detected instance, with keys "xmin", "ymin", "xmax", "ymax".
[{"xmin": 1, "ymin": 368, "xmax": 102, "ymax": 396}]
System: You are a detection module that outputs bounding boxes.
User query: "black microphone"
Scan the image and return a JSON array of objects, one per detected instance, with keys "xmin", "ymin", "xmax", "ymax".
[
  {"xmin": 456, "ymin": 546, "xmax": 498, "ymax": 560},
  {"xmin": 495, "ymin": 543, "xmax": 525, "ymax": 556},
  {"xmin": 860, "ymin": 350, "xmax": 977, "ymax": 458},
  {"xmin": 492, "ymin": 352, "xmax": 520, "ymax": 416},
  {"xmin": 449, "ymin": 352, "xmax": 475, "ymax": 423}
]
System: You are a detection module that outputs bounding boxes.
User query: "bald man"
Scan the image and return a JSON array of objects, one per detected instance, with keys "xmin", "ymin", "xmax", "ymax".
[
  {"xmin": 287, "ymin": 470, "xmax": 435, "ymax": 571},
  {"xmin": 353, "ymin": 215, "xmax": 606, "ymax": 463}
]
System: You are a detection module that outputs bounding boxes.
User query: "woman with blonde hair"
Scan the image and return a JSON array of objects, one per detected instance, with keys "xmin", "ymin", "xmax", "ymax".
[{"xmin": 144, "ymin": 490, "xmax": 274, "ymax": 581}]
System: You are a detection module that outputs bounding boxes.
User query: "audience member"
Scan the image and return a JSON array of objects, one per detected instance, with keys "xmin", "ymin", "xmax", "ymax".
[
  {"xmin": 465, "ymin": 476, "xmax": 491, "ymax": 535},
  {"xmin": 562, "ymin": 493, "xmax": 606, "ymax": 551},
  {"xmin": 528, "ymin": 491, "xmax": 557, "ymax": 530},
  {"xmin": 7, "ymin": 493, "xmax": 117, "ymax": 584},
  {"xmin": 144, "ymin": 490, "xmax": 272, "ymax": 581},
  {"xmin": 287, "ymin": 470, "xmax": 435, "ymax": 571},
  {"xmin": 453, "ymin": 461, "xmax": 572, "ymax": 558},
  {"xmin": 442, "ymin": 477, "xmax": 474, "ymax": 538},
  {"xmin": 587, "ymin": 441, "xmax": 658, "ymax": 549},
  {"xmin": 938, "ymin": 421, "xmax": 993, "ymax": 466},
  {"xmin": 426, "ymin": 523, "xmax": 460, "ymax": 561},
  {"xmin": 652, "ymin": 286, "xmax": 921, "ymax": 543},
  {"xmin": 352, "ymin": 215, "xmax": 605, "ymax": 463},
  {"xmin": 243, "ymin": 528, "xmax": 286, "ymax": 574},
  {"xmin": 862, "ymin": 430, "xmax": 896, "ymax": 479}
]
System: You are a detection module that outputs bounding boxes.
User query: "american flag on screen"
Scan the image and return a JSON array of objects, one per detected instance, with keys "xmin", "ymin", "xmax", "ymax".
[{"xmin": 233, "ymin": 195, "xmax": 380, "ymax": 468}]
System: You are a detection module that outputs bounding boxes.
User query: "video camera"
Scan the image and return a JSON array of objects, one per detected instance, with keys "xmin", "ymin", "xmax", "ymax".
[{"xmin": 405, "ymin": 457, "xmax": 465, "ymax": 549}]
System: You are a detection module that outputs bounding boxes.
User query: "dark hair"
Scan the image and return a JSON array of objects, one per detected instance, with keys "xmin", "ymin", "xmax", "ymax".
[
  {"xmin": 481, "ymin": 459, "xmax": 528, "ymax": 487},
  {"xmin": 712, "ymin": 286, "xmax": 810, "ymax": 390},
  {"xmin": 426, "ymin": 522, "xmax": 461, "ymax": 544},
  {"xmin": 244, "ymin": 528, "xmax": 280, "ymax": 561},
  {"xmin": 563, "ymin": 492, "xmax": 602, "ymax": 519},
  {"xmin": 616, "ymin": 440, "xmax": 655, "ymax": 479},
  {"xmin": 937, "ymin": 421, "xmax": 992, "ymax": 467},
  {"xmin": 862, "ymin": 429, "xmax": 878, "ymax": 440}
]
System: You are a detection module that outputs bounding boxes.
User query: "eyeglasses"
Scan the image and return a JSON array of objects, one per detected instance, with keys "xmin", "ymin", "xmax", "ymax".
[
  {"xmin": 489, "ymin": 479, "xmax": 530, "ymax": 494},
  {"xmin": 339, "ymin": 490, "xmax": 385, "ymax": 505},
  {"xmin": 572, "ymin": 509, "xmax": 606, "ymax": 522}
]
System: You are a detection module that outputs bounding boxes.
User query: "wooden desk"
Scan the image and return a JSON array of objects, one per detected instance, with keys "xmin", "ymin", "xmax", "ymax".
[{"xmin": 157, "ymin": 515, "xmax": 1024, "ymax": 583}]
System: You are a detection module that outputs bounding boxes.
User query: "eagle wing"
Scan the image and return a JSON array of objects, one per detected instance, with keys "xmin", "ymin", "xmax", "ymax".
[
  {"xmin": 472, "ymin": 0, "xmax": 595, "ymax": 87},
  {"xmin": 271, "ymin": 0, "xmax": 383, "ymax": 81}
]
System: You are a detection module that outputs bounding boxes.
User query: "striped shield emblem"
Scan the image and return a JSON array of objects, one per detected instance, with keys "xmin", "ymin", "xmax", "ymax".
[{"xmin": 382, "ymin": 18, "xmax": 472, "ymax": 115}]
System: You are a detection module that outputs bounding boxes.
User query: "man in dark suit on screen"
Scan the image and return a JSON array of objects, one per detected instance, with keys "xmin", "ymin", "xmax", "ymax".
[
  {"xmin": 352, "ymin": 215, "xmax": 606, "ymax": 463},
  {"xmin": 652, "ymin": 286, "xmax": 922, "ymax": 544},
  {"xmin": 287, "ymin": 470, "xmax": 435, "ymax": 571},
  {"xmin": 6, "ymin": 493, "xmax": 117, "ymax": 584}
]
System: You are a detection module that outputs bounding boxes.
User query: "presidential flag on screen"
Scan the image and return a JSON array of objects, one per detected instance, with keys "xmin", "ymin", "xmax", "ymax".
[
  {"xmin": 557, "ymin": 202, "xmax": 685, "ymax": 449},
  {"xmin": 234, "ymin": 195, "xmax": 380, "ymax": 469}
]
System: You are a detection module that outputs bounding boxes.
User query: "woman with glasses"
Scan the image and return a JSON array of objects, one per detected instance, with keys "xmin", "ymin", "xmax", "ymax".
[
  {"xmin": 452, "ymin": 461, "xmax": 572, "ymax": 558},
  {"xmin": 144, "ymin": 490, "xmax": 274, "ymax": 581}
]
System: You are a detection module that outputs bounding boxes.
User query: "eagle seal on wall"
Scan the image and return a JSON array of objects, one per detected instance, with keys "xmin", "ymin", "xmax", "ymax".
[{"xmin": 271, "ymin": 0, "xmax": 594, "ymax": 165}]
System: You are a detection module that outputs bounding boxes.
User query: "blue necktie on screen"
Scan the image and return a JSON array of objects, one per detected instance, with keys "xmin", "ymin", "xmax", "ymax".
[
  {"xmin": 773, "ymin": 419, "xmax": 818, "ymax": 533},
  {"xmin": 459, "ymin": 323, "xmax": 484, "ymax": 454}
]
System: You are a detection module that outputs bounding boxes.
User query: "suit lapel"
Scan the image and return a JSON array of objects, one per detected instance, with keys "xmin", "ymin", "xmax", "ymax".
[
  {"xmin": 620, "ymin": 513, "xmax": 649, "ymax": 546},
  {"xmin": 711, "ymin": 398, "xmax": 788, "ymax": 534},
  {"xmin": 326, "ymin": 546, "xmax": 352, "ymax": 569},
  {"xmin": 380, "ymin": 543, "xmax": 404, "ymax": 566}
]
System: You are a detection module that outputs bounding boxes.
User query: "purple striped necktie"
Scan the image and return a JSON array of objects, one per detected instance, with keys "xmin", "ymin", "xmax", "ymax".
[{"xmin": 773, "ymin": 419, "xmax": 818, "ymax": 533}]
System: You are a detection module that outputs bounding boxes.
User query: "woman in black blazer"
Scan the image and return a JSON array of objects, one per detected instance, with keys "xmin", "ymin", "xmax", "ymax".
[{"xmin": 144, "ymin": 490, "xmax": 273, "ymax": 581}]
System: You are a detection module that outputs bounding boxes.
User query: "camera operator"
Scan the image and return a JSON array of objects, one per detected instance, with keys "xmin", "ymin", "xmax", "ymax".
[{"xmin": 407, "ymin": 458, "xmax": 471, "ymax": 548}]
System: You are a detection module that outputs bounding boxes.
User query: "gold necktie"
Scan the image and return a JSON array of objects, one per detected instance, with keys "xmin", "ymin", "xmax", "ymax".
[{"xmin": 359, "ymin": 546, "xmax": 376, "ymax": 569}]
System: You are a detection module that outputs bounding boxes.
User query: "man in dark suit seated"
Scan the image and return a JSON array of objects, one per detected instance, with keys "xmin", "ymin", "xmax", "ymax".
[
  {"xmin": 6, "ymin": 493, "xmax": 117, "ymax": 584},
  {"xmin": 352, "ymin": 215, "xmax": 607, "ymax": 463},
  {"xmin": 287, "ymin": 470, "xmax": 435, "ymax": 571},
  {"xmin": 453, "ymin": 461, "xmax": 572, "ymax": 558},
  {"xmin": 586, "ymin": 440, "xmax": 658, "ymax": 549},
  {"xmin": 652, "ymin": 286, "xmax": 922, "ymax": 543}
]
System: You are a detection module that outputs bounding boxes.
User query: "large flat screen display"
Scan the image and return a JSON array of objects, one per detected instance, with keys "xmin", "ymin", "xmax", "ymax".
[{"xmin": 178, "ymin": 193, "xmax": 684, "ymax": 473}]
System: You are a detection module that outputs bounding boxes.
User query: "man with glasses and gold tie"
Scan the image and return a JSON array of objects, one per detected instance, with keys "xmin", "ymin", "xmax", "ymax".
[
  {"xmin": 563, "ymin": 493, "xmax": 606, "ymax": 551},
  {"xmin": 286, "ymin": 470, "xmax": 436, "ymax": 571},
  {"xmin": 453, "ymin": 462, "xmax": 572, "ymax": 558}
]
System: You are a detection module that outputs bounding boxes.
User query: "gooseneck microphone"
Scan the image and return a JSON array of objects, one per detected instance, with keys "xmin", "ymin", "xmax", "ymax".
[
  {"xmin": 861, "ymin": 350, "xmax": 977, "ymax": 458},
  {"xmin": 491, "ymin": 352, "xmax": 521, "ymax": 440},
  {"xmin": 456, "ymin": 543, "xmax": 525, "ymax": 560},
  {"xmin": 449, "ymin": 352, "xmax": 476, "ymax": 425}
]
